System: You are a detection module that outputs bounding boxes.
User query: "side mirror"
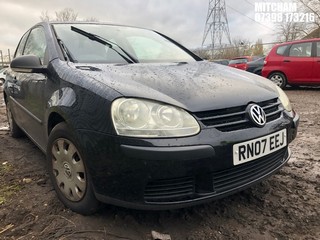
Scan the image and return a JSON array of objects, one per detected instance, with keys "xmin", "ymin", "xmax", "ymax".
[{"xmin": 10, "ymin": 55, "xmax": 47, "ymax": 73}]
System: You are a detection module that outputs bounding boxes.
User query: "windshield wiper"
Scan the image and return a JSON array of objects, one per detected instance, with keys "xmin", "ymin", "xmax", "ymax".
[
  {"xmin": 71, "ymin": 26, "xmax": 138, "ymax": 63},
  {"xmin": 57, "ymin": 38, "xmax": 76, "ymax": 62}
]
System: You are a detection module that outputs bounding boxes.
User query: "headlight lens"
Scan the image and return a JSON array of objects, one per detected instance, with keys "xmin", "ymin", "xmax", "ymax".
[
  {"xmin": 111, "ymin": 98, "xmax": 200, "ymax": 137},
  {"xmin": 276, "ymin": 86, "xmax": 292, "ymax": 112}
]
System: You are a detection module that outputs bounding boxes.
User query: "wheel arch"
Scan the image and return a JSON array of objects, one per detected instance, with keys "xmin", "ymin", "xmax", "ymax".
[
  {"xmin": 267, "ymin": 70, "xmax": 287, "ymax": 80},
  {"xmin": 47, "ymin": 112, "xmax": 66, "ymax": 136},
  {"xmin": 46, "ymin": 121, "xmax": 100, "ymax": 214},
  {"xmin": 267, "ymin": 71, "xmax": 288, "ymax": 89}
]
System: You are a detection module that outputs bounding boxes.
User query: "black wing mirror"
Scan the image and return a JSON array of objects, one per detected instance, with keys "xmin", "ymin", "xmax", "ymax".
[{"xmin": 10, "ymin": 55, "xmax": 47, "ymax": 73}]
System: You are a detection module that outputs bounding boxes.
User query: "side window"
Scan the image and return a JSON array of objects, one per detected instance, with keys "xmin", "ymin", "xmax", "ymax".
[
  {"xmin": 23, "ymin": 27, "xmax": 47, "ymax": 64},
  {"xmin": 289, "ymin": 42, "xmax": 312, "ymax": 57},
  {"xmin": 15, "ymin": 31, "xmax": 30, "ymax": 58},
  {"xmin": 317, "ymin": 42, "xmax": 320, "ymax": 57},
  {"xmin": 276, "ymin": 45, "xmax": 287, "ymax": 55}
]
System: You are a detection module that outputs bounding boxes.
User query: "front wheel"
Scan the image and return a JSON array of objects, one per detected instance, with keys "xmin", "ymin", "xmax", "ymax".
[
  {"xmin": 268, "ymin": 72, "xmax": 287, "ymax": 89},
  {"xmin": 47, "ymin": 122, "xmax": 99, "ymax": 215}
]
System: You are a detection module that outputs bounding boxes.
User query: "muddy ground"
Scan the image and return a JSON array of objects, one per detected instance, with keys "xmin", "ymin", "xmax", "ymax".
[{"xmin": 0, "ymin": 86, "xmax": 319, "ymax": 240}]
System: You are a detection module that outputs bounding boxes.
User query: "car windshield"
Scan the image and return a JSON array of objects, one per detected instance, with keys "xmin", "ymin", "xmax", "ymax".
[
  {"xmin": 229, "ymin": 58, "xmax": 248, "ymax": 64},
  {"xmin": 53, "ymin": 23, "xmax": 196, "ymax": 64}
]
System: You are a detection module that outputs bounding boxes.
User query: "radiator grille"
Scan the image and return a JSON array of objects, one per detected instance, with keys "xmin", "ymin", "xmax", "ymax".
[
  {"xmin": 212, "ymin": 148, "xmax": 288, "ymax": 193},
  {"xmin": 144, "ymin": 148, "xmax": 288, "ymax": 203},
  {"xmin": 144, "ymin": 177, "xmax": 195, "ymax": 202},
  {"xmin": 194, "ymin": 98, "xmax": 283, "ymax": 132}
]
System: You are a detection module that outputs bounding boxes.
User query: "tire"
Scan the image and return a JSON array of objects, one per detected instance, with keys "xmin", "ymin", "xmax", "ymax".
[
  {"xmin": 268, "ymin": 72, "xmax": 287, "ymax": 89},
  {"xmin": 47, "ymin": 122, "xmax": 99, "ymax": 215},
  {"xmin": 6, "ymin": 101, "xmax": 24, "ymax": 138}
]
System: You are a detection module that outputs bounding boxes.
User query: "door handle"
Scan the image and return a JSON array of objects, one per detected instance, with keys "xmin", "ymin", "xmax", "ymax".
[{"xmin": 283, "ymin": 60, "xmax": 291, "ymax": 62}]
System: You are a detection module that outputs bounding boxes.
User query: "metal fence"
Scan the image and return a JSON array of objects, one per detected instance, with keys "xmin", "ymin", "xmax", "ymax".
[{"xmin": 0, "ymin": 49, "xmax": 12, "ymax": 68}]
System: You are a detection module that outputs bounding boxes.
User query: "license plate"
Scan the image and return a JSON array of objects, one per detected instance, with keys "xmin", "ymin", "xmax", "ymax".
[{"xmin": 233, "ymin": 129, "xmax": 287, "ymax": 166}]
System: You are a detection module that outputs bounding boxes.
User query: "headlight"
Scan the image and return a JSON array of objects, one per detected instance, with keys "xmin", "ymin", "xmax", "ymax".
[
  {"xmin": 111, "ymin": 98, "xmax": 200, "ymax": 137},
  {"xmin": 276, "ymin": 86, "xmax": 292, "ymax": 112}
]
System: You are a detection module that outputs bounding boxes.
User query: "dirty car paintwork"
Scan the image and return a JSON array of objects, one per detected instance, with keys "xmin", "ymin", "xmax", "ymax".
[
  {"xmin": 72, "ymin": 61, "xmax": 280, "ymax": 112},
  {"xmin": 3, "ymin": 22, "xmax": 299, "ymax": 212}
]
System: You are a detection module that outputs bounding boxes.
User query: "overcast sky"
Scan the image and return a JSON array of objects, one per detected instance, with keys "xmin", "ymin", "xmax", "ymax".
[{"xmin": 0, "ymin": 0, "xmax": 277, "ymax": 57}]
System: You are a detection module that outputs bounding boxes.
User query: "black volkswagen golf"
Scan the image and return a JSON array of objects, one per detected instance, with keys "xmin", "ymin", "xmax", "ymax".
[{"xmin": 3, "ymin": 22, "xmax": 299, "ymax": 215}]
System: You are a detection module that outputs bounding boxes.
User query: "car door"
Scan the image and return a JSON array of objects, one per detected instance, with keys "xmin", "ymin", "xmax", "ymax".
[
  {"xmin": 283, "ymin": 41, "xmax": 313, "ymax": 83},
  {"xmin": 314, "ymin": 41, "xmax": 320, "ymax": 82},
  {"xmin": 9, "ymin": 26, "xmax": 48, "ymax": 148}
]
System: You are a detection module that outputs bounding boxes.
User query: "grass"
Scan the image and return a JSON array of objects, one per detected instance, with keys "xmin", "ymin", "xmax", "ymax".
[{"xmin": 0, "ymin": 162, "xmax": 22, "ymax": 205}]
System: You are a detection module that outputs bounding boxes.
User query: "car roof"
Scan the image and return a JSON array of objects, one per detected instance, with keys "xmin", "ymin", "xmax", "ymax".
[
  {"xmin": 276, "ymin": 38, "xmax": 320, "ymax": 47},
  {"xmin": 46, "ymin": 21, "xmax": 150, "ymax": 31}
]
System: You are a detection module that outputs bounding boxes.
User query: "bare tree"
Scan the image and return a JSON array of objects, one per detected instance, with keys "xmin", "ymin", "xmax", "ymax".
[
  {"xmin": 299, "ymin": 0, "xmax": 320, "ymax": 28},
  {"xmin": 276, "ymin": 22, "xmax": 307, "ymax": 42},
  {"xmin": 231, "ymin": 38, "xmax": 251, "ymax": 57},
  {"xmin": 40, "ymin": 8, "xmax": 99, "ymax": 22},
  {"xmin": 211, "ymin": 38, "xmax": 252, "ymax": 60},
  {"xmin": 55, "ymin": 8, "xmax": 78, "ymax": 21},
  {"xmin": 84, "ymin": 17, "xmax": 99, "ymax": 22},
  {"xmin": 194, "ymin": 37, "xmax": 266, "ymax": 60},
  {"xmin": 40, "ymin": 10, "xmax": 51, "ymax": 21},
  {"xmin": 298, "ymin": 0, "xmax": 320, "ymax": 38},
  {"xmin": 275, "ymin": 0, "xmax": 320, "ymax": 41},
  {"xmin": 252, "ymin": 39, "xmax": 264, "ymax": 56},
  {"xmin": 193, "ymin": 48, "xmax": 211, "ymax": 60}
]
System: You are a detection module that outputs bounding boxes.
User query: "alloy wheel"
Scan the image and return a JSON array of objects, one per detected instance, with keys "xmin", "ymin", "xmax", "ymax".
[{"xmin": 270, "ymin": 74, "xmax": 284, "ymax": 87}]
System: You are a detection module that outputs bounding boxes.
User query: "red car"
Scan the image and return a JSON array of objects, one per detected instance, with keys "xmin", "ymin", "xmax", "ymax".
[
  {"xmin": 262, "ymin": 38, "xmax": 320, "ymax": 88},
  {"xmin": 228, "ymin": 56, "xmax": 259, "ymax": 70}
]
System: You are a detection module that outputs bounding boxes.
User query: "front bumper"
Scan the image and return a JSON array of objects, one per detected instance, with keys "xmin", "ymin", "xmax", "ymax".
[{"xmin": 77, "ymin": 112, "xmax": 299, "ymax": 210}]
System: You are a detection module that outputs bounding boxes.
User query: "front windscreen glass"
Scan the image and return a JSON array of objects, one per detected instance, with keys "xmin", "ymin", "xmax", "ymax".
[{"xmin": 53, "ymin": 23, "xmax": 196, "ymax": 64}]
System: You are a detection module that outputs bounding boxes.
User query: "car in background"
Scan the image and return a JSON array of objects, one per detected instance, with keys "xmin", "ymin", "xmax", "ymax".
[
  {"xmin": 0, "ymin": 68, "xmax": 7, "ymax": 85},
  {"xmin": 228, "ymin": 56, "xmax": 260, "ymax": 70},
  {"xmin": 262, "ymin": 38, "xmax": 320, "ymax": 88},
  {"xmin": 212, "ymin": 59, "xmax": 229, "ymax": 65},
  {"xmin": 246, "ymin": 57, "xmax": 265, "ymax": 76},
  {"xmin": 3, "ymin": 22, "xmax": 299, "ymax": 215}
]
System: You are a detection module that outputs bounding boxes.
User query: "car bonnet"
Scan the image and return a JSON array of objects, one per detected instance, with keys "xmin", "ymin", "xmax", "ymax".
[{"xmin": 72, "ymin": 61, "xmax": 278, "ymax": 112}]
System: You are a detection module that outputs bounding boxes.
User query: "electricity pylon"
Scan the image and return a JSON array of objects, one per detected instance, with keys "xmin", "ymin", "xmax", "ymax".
[{"xmin": 202, "ymin": 0, "xmax": 232, "ymax": 59}]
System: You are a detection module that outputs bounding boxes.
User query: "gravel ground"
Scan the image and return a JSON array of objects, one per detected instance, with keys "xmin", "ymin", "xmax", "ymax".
[{"xmin": 0, "ymin": 86, "xmax": 319, "ymax": 240}]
